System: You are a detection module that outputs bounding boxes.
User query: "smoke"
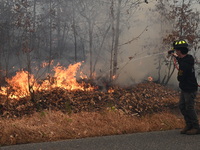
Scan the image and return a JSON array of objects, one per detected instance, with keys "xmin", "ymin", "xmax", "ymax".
[
  {"xmin": 80, "ymin": 2, "xmax": 175, "ymax": 87},
  {"xmin": 2, "ymin": 0, "xmax": 194, "ymax": 89},
  {"xmin": 108, "ymin": 3, "xmax": 169, "ymax": 86}
]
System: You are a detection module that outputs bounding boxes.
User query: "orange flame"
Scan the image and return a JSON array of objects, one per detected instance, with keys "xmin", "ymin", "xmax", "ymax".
[
  {"xmin": 0, "ymin": 62, "xmax": 94, "ymax": 99},
  {"xmin": 108, "ymin": 88, "xmax": 114, "ymax": 93},
  {"xmin": 41, "ymin": 60, "xmax": 54, "ymax": 68},
  {"xmin": 148, "ymin": 76, "xmax": 153, "ymax": 82},
  {"xmin": 2, "ymin": 70, "xmax": 38, "ymax": 99},
  {"xmin": 41, "ymin": 62, "xmax": 85, "ymax": 90},
  {"xmin": 112, "ymin": 75, "xmax": 116, "ymax": 80}
]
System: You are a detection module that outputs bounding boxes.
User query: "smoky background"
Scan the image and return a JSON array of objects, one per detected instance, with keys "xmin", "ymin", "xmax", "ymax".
[{"xmin": 0, "ymin": 0, "xmax": 199, "ymax": 89}]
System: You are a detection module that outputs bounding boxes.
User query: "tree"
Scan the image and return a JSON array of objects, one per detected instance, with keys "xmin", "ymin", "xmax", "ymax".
[
  {"xmin": 112, "ymin": 0, "xmax": 122, "ymax": 78},
  {"xmin": 75, "ymin": 0, "xmax": 105, "ymax": 79},
  {"xmin": 156, "ymin": 0, "xmax": 200, "ymax": 85},
  {"xmin": 0, "ymin": 0, "xmax": 18, "ymax": 81},
  {"xmin": 110, "ymin": 0, "xmax": 148, "ymax": 82}
]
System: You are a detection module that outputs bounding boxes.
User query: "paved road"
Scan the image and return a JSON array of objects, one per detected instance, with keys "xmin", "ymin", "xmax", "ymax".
[{"xmin": 1, "ymin": 130, "xmax": 200, "ymax": 150}]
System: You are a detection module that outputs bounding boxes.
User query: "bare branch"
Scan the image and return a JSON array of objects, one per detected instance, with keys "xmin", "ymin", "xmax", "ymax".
[{"xmin": 119, "ymin": 26, "xmax": 148, "ymax": 46}]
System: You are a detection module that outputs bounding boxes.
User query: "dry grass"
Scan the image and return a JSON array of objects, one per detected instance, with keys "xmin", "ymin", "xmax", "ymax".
[{"xmin": 0, "ymin": 109, "xmax": 185, "ymax": 146}]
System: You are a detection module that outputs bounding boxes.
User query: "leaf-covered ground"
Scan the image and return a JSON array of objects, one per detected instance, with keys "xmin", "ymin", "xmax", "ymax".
[
  {"xmin": 1, "ymin": 82, "xmax": 200, "ymax": 146},
  {"xmin": 0, "ymin": 82, "xmax": 180, "ymax": 118}
]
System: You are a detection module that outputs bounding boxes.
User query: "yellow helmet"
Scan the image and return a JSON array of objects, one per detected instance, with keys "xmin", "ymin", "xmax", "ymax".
[{"xmin": 173, "ymin": 40, "xmax": 188, "ymax": 49}]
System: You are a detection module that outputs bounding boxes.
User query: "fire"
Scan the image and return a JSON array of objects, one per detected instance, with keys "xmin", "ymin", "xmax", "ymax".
[
  {"xmin": 5, "ymin": 70, "xmax": 39, "ymax": 98},
  {"xmin": 108, "ymin": 88, "xmax": 114, "ymax": 93},
  {"xmin": 0, "ymin": 62, "xmax": 94, "ymax": 99},
  {"xmin": 41, "ymin": 62, "xmax": 86, "ymax": 90},
  {"xmin": 41, "ymin": 60, "xmax": 54, "ymax": 68},
  {"xmin": 80, "ymin": 71, "xmax": 88, "ymax": 79},
  {"xmin": 112, "ymin": 75, "xmax": 116, "ymax": 80},
  {"xmin": 148, "ymin": 76, "xmax": 153, "ymax": 82}
]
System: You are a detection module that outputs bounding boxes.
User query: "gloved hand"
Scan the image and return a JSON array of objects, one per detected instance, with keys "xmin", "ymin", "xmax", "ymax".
[
  {"xmin": 167, "ymin": 49, "xmax": 177, "ymax": 58},
  {"xmin": 168, "ymin": 49, "xmax": 175, "ymax": 54}
]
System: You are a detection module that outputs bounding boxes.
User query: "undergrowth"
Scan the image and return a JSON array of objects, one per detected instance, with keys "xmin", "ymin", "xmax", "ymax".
[{"xmin": 0, "ymin": 110, "xmax": 185, "ymax": 146}]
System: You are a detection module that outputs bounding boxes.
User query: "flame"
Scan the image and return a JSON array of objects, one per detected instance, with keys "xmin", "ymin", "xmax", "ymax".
[
  {"xmin": 80, "ymin": 71, "xmax": 88, "ymax": 79},
  {"xmin": 108, "ymin": 88, "xmax": 114, "ymax": 93},
  {"xmin": 112, "ymin": 75, "xmax": 116, "ymax": 80},
  {"xmin": 41, "ymin": 60, "xmax": 54, "ymax": 68},
  {"xmin": 41, "ymin": 62, "xmax": 85, "ymax": 90},
  {"xmin": 5, "ymin": 70, "xmax": 38, "ymax": 98},
  {"xmin": 0, "ymin": 62, "xmax": 94, "ymax": 99},
  {"xmin": 148, "ymin": 76, "xmax": 153, "ymax": 82}
]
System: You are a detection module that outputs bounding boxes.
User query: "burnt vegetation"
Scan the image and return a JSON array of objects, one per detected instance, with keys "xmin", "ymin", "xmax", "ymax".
[{"xmin": 0, "ymin": 82, "xmax": 180, "ymax": 118}]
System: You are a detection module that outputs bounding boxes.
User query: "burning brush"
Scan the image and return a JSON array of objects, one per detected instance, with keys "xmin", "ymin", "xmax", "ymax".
[
  {"xmin": 148, "ymin": 76, "xmax": 153, "ymax": 82},
  {"xmin": 0, "ymin": 62, "xmax": 118, "ymax": 100},
  {"xmin": 0, "ymin": 62, "xmax": 96, "ymax": 99}
]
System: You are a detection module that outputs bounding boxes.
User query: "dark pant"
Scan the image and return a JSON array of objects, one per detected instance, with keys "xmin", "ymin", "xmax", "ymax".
[{"xmin": 179, "ymin": 91, "xmax": 199, "ymax": 129}]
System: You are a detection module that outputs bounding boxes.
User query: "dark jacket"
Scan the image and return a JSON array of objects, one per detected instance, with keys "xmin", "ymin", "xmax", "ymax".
[{"xmin": 176, "ymin": 54, "xmax": 198, "ymax": 92}]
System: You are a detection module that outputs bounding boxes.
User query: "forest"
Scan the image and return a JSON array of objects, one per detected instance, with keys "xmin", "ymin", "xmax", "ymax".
[
  {"xmin": 0, "ymin": 0, "xmax": 199, "ymax": 89},
  {"xmin": 0, "ymin": 0, "xmax": 200, "ymax": 146}
]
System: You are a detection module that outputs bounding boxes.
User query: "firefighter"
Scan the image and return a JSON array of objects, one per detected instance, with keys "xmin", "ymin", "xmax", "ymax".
[{"xmin": 168, "ymin": 40, "xmax": 199, "ymax": 135}]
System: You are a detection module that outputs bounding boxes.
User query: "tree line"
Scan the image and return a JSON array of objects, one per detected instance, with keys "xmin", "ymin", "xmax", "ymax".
[{"xmin": 0, "ymin": 0, "xmax": 199, "ymax": 87}]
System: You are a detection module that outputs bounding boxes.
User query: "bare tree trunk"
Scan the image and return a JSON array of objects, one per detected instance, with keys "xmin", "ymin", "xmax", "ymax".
[
  {"xmin": 93, "ymin": 25, "xmax": 111, "ymax": 72},
  {"xmin": 113, "ymin": 0, "xmax": 122, "ymax": 77},
  {"xmin": 88, "ymin": 19, "xmax": 93, "ymax": 79},
  {"xmin": 80, "ymin": 38, "xmax": 86, "ymax": 62},
  {"xmin": 31, "ymin": 0, "xmax": 37, "ymax": 56},
  {"xmin": 56, "ymin": 0, "xmax": 65, "ymax": 60},
  {"xmin": 161, "ymin": 57, "xmax": 176, "ymax": 85},
  {"xmin": 26, "ymin": 50, "xmax": 35, "ymax": 102},
  {"xmin": 0, "ymin": 49, "xmax": 2, "ymax": 89},
  {"xmin": 23, "ymin": 2, "xmax": 35, "ymax": 102},
  {"xmin": 48, "ymin": 0, "xmax": 52, "ymax": 73},
  {"xmin": 72, "ymin": 1, "xmax": 78, "ymax": 62},
  {"xmin": 110, "ymin": 0, "xmax": 115, "ymax": 81}
]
